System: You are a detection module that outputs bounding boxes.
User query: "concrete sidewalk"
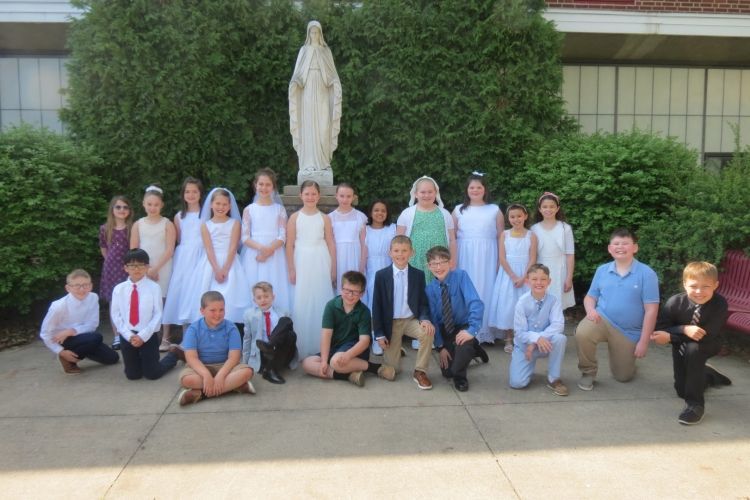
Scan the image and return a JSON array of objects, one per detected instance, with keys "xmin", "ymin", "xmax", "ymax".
[{"xmin": 1, "ymin": 326, "xmax": 748, "ymax": 499}]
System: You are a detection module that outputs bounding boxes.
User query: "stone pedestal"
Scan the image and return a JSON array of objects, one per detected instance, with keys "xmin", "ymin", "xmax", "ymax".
[{"xmin": 297, "ymin": 168, "xmax": 333, "ymax": 187}]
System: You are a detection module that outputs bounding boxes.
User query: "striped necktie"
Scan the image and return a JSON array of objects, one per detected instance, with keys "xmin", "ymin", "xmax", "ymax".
[{"xmin": 441, "ymin": 282, "xmax": 455, "ymax": 336}]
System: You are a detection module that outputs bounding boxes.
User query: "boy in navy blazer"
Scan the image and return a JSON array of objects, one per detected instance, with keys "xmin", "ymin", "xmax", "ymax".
[{"xmin": 372, "ymin": 235, "xmax": 436, "ymax": 390}]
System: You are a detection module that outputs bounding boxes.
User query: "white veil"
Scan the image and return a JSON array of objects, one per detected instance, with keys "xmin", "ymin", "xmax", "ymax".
[
  {"xmin": 201, "ymin": 187, "xmax": 242, "ymax": 223},
  {"xmin": 407, "ymin": 175, "xmax": 445, "ymax": 208}
]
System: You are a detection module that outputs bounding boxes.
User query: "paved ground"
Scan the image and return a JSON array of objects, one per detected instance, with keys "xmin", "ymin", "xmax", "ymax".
[{"xmin": 1, "ymin": 324, "xmax": 748, "ymax": 499}]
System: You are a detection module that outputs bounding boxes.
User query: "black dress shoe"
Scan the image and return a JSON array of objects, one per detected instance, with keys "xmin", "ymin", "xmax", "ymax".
[
  {"xmin": 475, "ymin": 345, "xmax": 489, "ymax": 364},
  {"xmin": 705, "ymin": 363, "xmax": 732, "ymax": 386},
  {"xmin": 263, "ymin": 369, "xmax": 286, "ymax": 384},
  {"xmin": 454, "ymin": 378, "xmax": 469, "ymax": 392}
]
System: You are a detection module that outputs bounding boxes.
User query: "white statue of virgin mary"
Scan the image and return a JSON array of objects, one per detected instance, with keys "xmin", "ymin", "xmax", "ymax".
[{"xmin": 288, "ymin": 20, "xmax": 342, "ymax": 186}]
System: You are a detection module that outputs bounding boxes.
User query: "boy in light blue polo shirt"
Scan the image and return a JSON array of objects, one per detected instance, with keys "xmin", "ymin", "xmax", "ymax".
[
  {"xmin": 575, "ymin": 228, "xmax": 659, "ymax": 391},
  {"xmin": 178, "ymin": 291, "xmax": 255, "ymax": 406}
]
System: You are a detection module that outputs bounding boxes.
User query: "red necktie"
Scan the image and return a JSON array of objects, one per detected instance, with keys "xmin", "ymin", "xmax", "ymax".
[
  {"xmin": 264, "ymin": 311, "xmax": 272, "ymax": 341},
  {"xmin": 129, "ymin": 284, "xmax": 139, "ymax": 326}
]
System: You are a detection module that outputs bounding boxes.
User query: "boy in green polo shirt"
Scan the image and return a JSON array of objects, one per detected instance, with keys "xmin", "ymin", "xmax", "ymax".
[{"xmin": 302, "ymin": 271, "xmax": 380, "ymax": 387}]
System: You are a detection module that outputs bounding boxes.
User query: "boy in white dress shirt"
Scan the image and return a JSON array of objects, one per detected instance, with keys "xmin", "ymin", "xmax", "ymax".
[
  {"xmin": 508, "ymin": 264, "xmax": 569, "ymax": 396},
  {"xmin": 40, "ymin": 269, "xmax": 119, "ymax": 374},
  {"xmin": 111, "ymin": 249, "xmax": 177, "ymax": 380}
]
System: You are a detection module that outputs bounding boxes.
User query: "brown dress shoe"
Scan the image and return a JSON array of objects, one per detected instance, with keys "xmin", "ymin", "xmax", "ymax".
[
  {"xmin": 412, "ymin": 370, "xmax": 433, "ymax": 390},
  {"xmin": 179, "ymin": 388, "xmax": 203, "ymax": 406},
  {"xmin": 169, "ymin": 345, "xmax": 186, "ymax": 363},
  {"xmin": 59, "ymin": 354, "xmax": 81, "ymax": 375}
]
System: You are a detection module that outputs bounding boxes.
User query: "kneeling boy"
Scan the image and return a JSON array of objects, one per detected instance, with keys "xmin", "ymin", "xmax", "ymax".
[
  {"xmin": 111, "ymin": 249, "xmax": 177, "ymax": 380},
  {"xmin": 425, "ymin": 246, "xmax": 488, "ymax": 392},
  {"xmin": 508, "ymin": 264, "xmax": 568, "ymax": 396},
  {"xmin": 179, "ymin": 291, "xmax": 255, "ymax": 405},
  {"xmin": 651, "ymin": 262, "xmax": 731, "ymax": 425},
  {"xmin": 302, "ymin": 271, "xmax": 378, "ymax": 387},
  {"xmin": 40, "ymin": 269, "xmax": 119, "ymax": 374}
]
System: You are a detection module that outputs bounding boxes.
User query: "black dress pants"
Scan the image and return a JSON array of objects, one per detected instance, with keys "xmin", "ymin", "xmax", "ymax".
[{"xmin": 672, "ymin": 339, "xmax": 720, "ymax": 407}]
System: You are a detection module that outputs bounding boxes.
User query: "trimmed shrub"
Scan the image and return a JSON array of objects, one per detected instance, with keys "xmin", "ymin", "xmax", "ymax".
[
  {"xmin": 510, "ymin": 130, "xmax": 700, "ymax": 287},
  {"xmin": 638, "ymin": 144, "xmax": 750, "ymax": 293},
  {"xmin": 0, "ymin": 125, "xmax": 103, "ymax": 314}
]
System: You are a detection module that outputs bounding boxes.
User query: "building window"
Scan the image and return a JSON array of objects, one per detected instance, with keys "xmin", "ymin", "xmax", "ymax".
[{"xmin": 0, "ymin": 57, "xmax": 68, "ymax": 133}]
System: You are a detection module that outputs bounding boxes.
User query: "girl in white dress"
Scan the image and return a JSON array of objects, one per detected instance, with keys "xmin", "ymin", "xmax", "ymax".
[
  {"xmin": 453, "ymin": 173, "xmax": 503, "ymax": 341},
  {"xmin": 131, "ymin": 184, "xmax": 176, "ymax": 350},
  {"xmin": 163, "ymin": 177, "xmax": 205, "ymax": 328},
  {"xmin": 240, "ymin": 168, "xmax": 291, "ymax": 312},
  {"xmin": 286, "ymin": 180, "xmax": 336, "ymax": 359},
  {"xmin": 488, "ymin": 204, "xmax": 537, "ymax": 352},
  {"xmin": 531, "ymin": 192, "xmax": 575, "ymax": 310},
  {"xmin": 194, "ymin": 188, "xmax": 251, "ymax": 324},
  {"xmin": 364, "ymin": 199, "xmax": 396, "ymax": 355},
  {"xmin": 328, "ymin": 183, "xmax": 367, "ymax": 293}
]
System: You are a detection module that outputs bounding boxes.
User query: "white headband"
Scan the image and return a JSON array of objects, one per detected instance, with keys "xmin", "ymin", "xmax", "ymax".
[{"xmin": 145, "ymin": 185, "xmax": 163, "ymax": 194}]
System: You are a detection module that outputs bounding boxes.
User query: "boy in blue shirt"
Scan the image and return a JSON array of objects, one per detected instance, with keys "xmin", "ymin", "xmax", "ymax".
[
  {"xmin": 576, "ymin": 229, "xmax": 659, "ymax": 391},
  {"xmin": 651, "ymin": 261, "xmax": 731, "ymax": 425},
  {"xmin": 178, "ymin": 291, "xmax": 255, "ymax": 406},
  {"xmin": 509, "ymin": 264, "xmax": 569, "ymax": 396},
  {"xmin": 425, "ymin": 246, "xmax": 488, "ymax": 392}
]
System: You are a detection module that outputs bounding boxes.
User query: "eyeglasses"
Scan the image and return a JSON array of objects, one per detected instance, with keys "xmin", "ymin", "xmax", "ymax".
[
  {"xmin": 125, "ymin": 264, "xmax": 147, "ymax": 270},
  {"xmin": 341, "ymin": 288, "xmax": 363, "ymax": 297},
  {"xmin": 114, "ymin": 205, "xmax": 130, "ymax": 210},
  {"xmin": 427, "ymin": 260, "xmax": 450, "ymax": 268},
  {"xmin": 67, "ymin": 283, "xmax": 92, "ymax": 290}
]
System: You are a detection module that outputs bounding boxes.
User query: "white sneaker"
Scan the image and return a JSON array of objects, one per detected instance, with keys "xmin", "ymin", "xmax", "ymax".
[{"xmin": 159, "ymin": 338, "xmax": 171, "ymax": 352}]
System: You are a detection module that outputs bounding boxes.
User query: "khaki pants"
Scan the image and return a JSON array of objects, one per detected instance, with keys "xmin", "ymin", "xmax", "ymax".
[
  {"xmin": 575, "ymin": 317, "xmax": 637, "ymax": 382},
  {"xmin": 382, "ymin": 318, "xmax": 432, "ymax": 374}
]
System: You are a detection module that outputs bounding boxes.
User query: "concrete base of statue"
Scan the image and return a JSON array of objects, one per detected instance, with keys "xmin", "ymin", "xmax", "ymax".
[{"xmin": 297, "ymin": 167, "xmax": 333, "ymax": 187}]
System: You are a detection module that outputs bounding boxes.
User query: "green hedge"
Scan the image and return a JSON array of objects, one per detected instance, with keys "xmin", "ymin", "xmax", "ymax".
[
  {"xmin": 510, "ymin": 130, "xmax": 702, "ymax": 289},
  {"xmin": 0, "ymin": 125, "xmax": 103, "ymax": 314},
  {"xmin": 62, "ymin": 0, "xmax": 574, "ymax": 210}
]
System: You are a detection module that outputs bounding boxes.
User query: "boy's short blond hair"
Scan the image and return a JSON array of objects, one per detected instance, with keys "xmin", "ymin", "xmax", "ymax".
[
  {"xmin": 200, "ymin": 291, "xmax": 225, "ymax": 308},
  {"xmin": 67, "ymin": 269, "xmax": 91, "ymax": 283},
  {"xmin": 390, "ymin": 234, "xmax": 412, "ymax": 249},
  {"xmin": 683, "ymin": 261, "xmax": 718, "ymax": 282},
  {"xmin": 252, "ymin": 281, "xmax": 274, "ymax": 294}
]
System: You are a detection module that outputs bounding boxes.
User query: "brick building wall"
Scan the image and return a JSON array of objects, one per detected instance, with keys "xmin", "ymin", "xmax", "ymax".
[{"xmin": 545, "ymin": 0, "xmax": 750, "ymax": 13}]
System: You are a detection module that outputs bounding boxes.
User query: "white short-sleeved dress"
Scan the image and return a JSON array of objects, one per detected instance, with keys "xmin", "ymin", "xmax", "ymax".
[
  {"xmin": 487, "ymin": 230, "xmax": 532, "ymax": 332},
  {"xmin": 363, "ymin": 224, "xmax": 396, "ymax": 309},
  {"xmin": 329, "ymin": 208, "xmax": 368, "ymax": 293},
  {"xmin": 292, "ymin": 211, "xmax": 334, "ymax": 359},
  {"xmin": 531, "ymin": 221, "xmax": 575, "ymax": 309},
  {"xmin": 194, "ymin": 219, "xmax": 251, "ymax": 324},
  {"xmin": 162, "ymin": 211, "xmax": 205, "ymax": 324},
  {"xmin": 240, "ymin": 203, "xmax": 291, "ymax": 312},
  {"xmin": 137, "ymin": 216, "xmax": 173, "ymax": 297},
  {"xmin": 453, "ymin": 204, "xmax": 499, "ymax": 337}
]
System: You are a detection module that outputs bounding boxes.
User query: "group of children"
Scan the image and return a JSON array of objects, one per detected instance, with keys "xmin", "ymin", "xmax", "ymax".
[{"xmin": 40, "ymin": 171, "xmax": 733, "ymax": 425}]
